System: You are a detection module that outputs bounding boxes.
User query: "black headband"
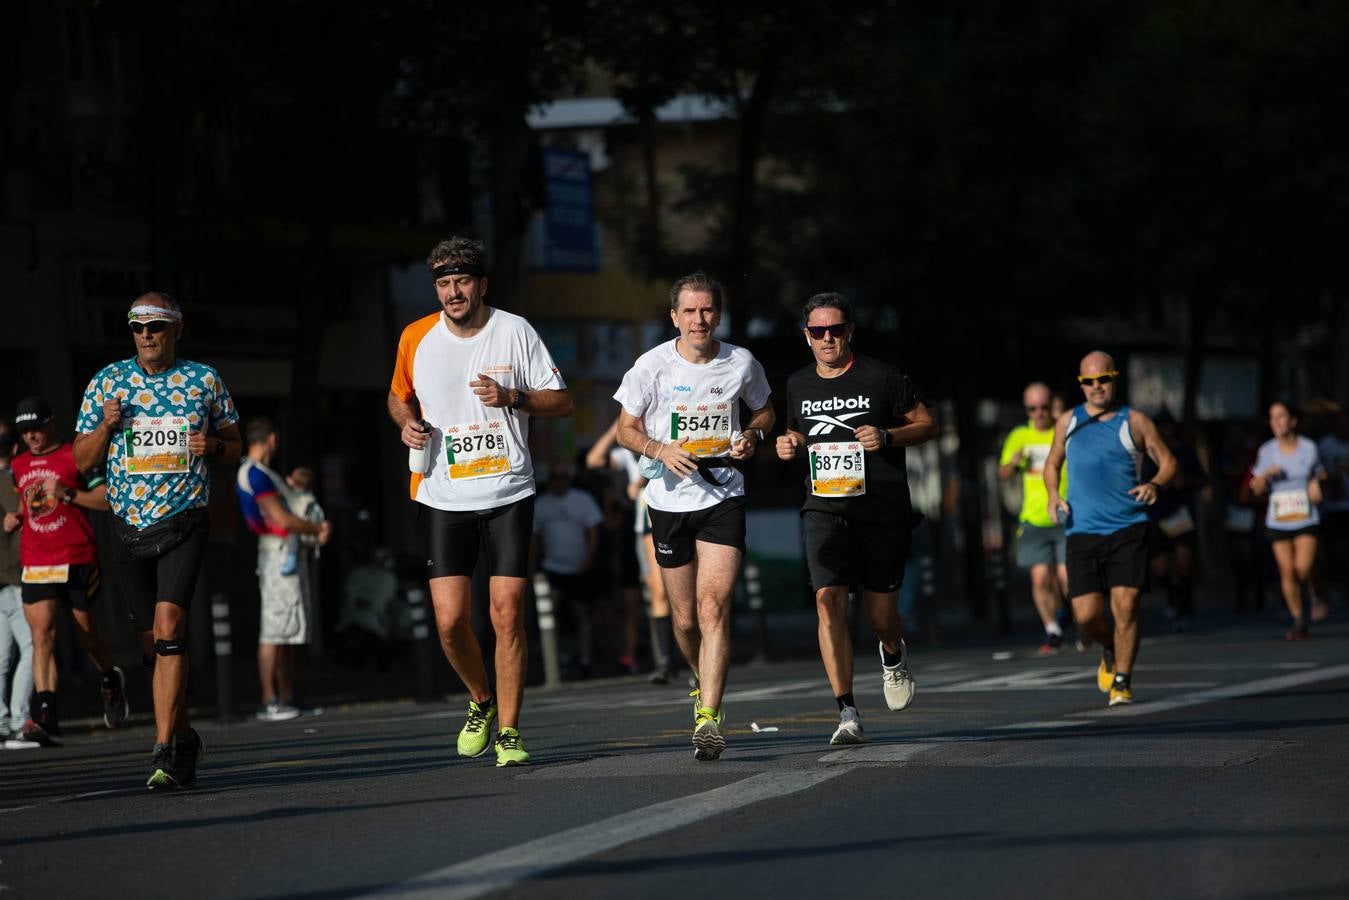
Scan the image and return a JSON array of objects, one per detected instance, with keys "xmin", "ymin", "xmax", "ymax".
[{"xmin": 431, "ymin": 263, "xmax": 486, "ymax": 279}]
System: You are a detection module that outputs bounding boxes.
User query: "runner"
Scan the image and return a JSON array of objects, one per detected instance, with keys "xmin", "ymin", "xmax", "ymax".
[
  {"xmin": 73, "ymin": 292, "xmax": 242, "ymax": 788},
  {"xmin": 613, "ymin": 272, "xmax": 774, "ymax": 760},
  {"xmin": 998, "ymin": 382, "xmax": 1069, "ymax": 654},
  {"xmin": 776, "ymin": 293, "xmax": 935, "ymax": 744},
  {"xmin": 388, "ymin": 236, "xmax": 572, "ymax": 767},
  {"xmin": 1249, "ymin": 401, "xmax": 1326, "ymax": 640},
  {"xmin": 4, "ymin": 396, "xmax": 127, "ymax": 746},
  {"xmin": 236, "ymin": 417, "xmax": 332, "ymax": 720},
  {"xmin": 1044, "ymin": 351, "xmax": 1176, "ymax": 707}
]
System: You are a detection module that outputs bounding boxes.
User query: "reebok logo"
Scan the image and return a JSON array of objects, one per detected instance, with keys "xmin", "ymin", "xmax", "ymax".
[
  {"xmin": 800, "ymin": 396, "xmax": 871, "ymax": 415},
  {"xmin": 802, "ymin": 396, "xmax": 871, "ymax": 436}
]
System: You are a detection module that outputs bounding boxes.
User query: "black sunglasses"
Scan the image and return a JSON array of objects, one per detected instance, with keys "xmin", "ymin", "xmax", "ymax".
[
  {"xmin": 129, "ymin": 321, "xmax": 172, "ymax": 335},
  {"xmin": 806, "ymin": 323, "xmax": 849, "ymax": 339},
  {"xmin": 1025, "ymin": 404, "xmax": 1050, "ymax": 412}
]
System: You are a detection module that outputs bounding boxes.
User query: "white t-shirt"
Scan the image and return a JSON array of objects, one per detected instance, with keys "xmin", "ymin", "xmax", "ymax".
[
  {"xmin": 390, "ymin": 308, "xmax": 565, "ymax": 512},
  {"xmin": 533, "ymin": 488, "xmax": 604, "ymax": 574},
  {"xmin": 613, "ymin": 339, "xmax": 771, "ymax": 513}
]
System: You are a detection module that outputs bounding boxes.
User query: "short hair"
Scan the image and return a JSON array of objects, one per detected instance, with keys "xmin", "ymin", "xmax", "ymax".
[
  {"xmin": 669, "ymin": 272, "xmax": 724, "ymax": 312},
  {"xmin": 244, "ymin": 416, "xmax": 276, "ymax": 447},
  {"xmin": 427, "ymin": 237, "xmax": 487, "ymax": 272},
  {"xmin": 289, "ymin": 466, "xmax": 315, "ymax": 491},
  {"xmin": 802, "ymin": 292, "xmax": 852, "ymax": 324}
]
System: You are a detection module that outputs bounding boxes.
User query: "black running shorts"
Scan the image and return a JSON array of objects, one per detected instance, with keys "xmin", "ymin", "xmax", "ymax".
[
  {"xmin": 1066, "ymin": 521, "xmax": 1149, "ymax": 597},
  {"xmin": 803, "ymin": 511, "xmax": 910, "ymax": 594},
  {"xmin": 421, "ymin": 496, "xmax": 533, "ymax": 580},
  {"xmin": 21, "ymin": 562, "xmax": 103, "ymax": 611},
  {"xmin": 113, "ymin": 508, "xmax": 210, "ymax": 632},
  {"xmin": 647, "ymin": 497, "xmax": 746, "ymax": 569}
]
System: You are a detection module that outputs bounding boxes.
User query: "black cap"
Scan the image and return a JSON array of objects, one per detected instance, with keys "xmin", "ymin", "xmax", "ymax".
[{"xmin": 14, "ymin": 396, "xmax": 53, "ymax": 430}]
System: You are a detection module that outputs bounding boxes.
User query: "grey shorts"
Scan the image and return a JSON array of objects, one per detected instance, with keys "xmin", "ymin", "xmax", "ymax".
[
  {"xmin": 1015, "ymin": 523, "xmax": 1066, "ymax": 569},
  {"xmin": 257, "ymin": 536, "xmax": 311, "ymax": 645}
]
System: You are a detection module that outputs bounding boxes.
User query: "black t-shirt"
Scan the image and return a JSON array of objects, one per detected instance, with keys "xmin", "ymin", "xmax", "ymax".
[{"xmin": 785, "ymin": 355, "xmax": 921, "ymax": 526}]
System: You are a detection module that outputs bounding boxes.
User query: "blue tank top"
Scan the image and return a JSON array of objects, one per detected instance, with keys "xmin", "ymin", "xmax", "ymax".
[{"xmin": 1064, "ymin": 404, "xmax": 1147, "ymax": 536}]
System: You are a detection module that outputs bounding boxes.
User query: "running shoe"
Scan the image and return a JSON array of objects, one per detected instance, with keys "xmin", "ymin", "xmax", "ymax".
[
  {"xmin": 146, "ymin": 743, "xmax": 176, "ymax": 790},
  {"xmin": 689, "ymin": 686, "xmax": 701, "ymax": 720},
  {"xmin": 1108, "ymin": 685, "xmax": 1134, "ymax": 707},
  {"xmin": 1038, "ymin": 632, "xmax": 1063, "ymax": 655},
  {"xmin": 618, "ymin": 654, "xmax": 639, "ymax": 676},
  {"xmin": 829, "ymin": 706, "xmax": 867, "ymax": 745},
  {"xmin": 1097, "ymin": 650, "xmax": 1116, "ymax": 693},
  {"xmin": 692, "ymin": 706, "xmax": 725, "ymax": 761},
  {"xmin": 1284, "ymin": 627, "xmax": 1309, "ymax": 641},
  {"xmin": 457, "ymin": 698, "xmax": 498, "ymax": 757},
  {"xmin": 494, "ymin": 727, "xmax": 530, "ymax": 767},
  {"xmin": 649, "ymin": 667, "xmax": 672, "ymax": 685},
  {"xmin": 880, "ymin": 641, "xmax": 915, "ymax": 711},
  {"xmin": 174, "ymin": 728, "xmax": 205, "ymax": 787},
  {"xmin": 255, "ymin": 700, "xmax": 301, "ymax": 722},
  {"xmin": 103, "ymin": 665, "xmax": 130, "ymax": 729},
  {"xmin": 5, "ymin": 730, "xmax": 41, "ymax": 750},
  {"xmin": 18, "ymin": 718, "xmax": 61, "ymax": 747}
]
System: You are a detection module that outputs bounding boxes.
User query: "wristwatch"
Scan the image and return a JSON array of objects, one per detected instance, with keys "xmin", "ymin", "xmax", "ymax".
[
  {"xmin": 749, "ymin": 428, "xmax": 765, "ymax": 442},
  {"xmin": 510, "ymin": 389, "xmax": 527, "ymax": 410},
  {"xmin": 882, "ymin": 429, "xmax": 893, "ymax": 447},
  {"xmin": 61, "ymin": 487, "xmax": 77, "ymax": 505}
]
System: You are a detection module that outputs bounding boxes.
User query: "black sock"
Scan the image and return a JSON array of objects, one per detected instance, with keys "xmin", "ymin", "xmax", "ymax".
[
  {"xmin": 881, "ymin": 643, "xmax": 903, "ymax": 667},
  {"xmin": 35, "ymin": 690, "xmax": 58, "ymax": 724},
  {"xmin": 1113, "ymin": 672, "xmax": 1131, "ymax": 690},
  {"xmin": 836, "ymin": 692, "xmax": 856, "ymax": 711},
  {"xmin": 653, "ymin": 615, "xmax": 674, "ymax": 667}
]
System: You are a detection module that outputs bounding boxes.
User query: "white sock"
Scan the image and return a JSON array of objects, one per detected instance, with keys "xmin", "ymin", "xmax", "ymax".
[{"xmin": 1045, "ymin": 622, "xmax": 1063, "ymax": 637}]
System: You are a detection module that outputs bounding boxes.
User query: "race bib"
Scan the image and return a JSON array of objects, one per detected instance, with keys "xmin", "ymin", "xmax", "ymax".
[
  {"xmin": 124, "ymin": 415, "xmax": 190, "ymax": 475},
  {"xmin": 1157, "ymin": 505, "xmax": 1196, "ymax": 538},
  {"xmin": 443, "ymin": 420, "xmax": 511, "ymax": 480},
  {"xmin": 22, "ymin": 564, "xmax": 70, "ymax": 584},
  {"xmin": 1022, "ymin": 444, "xmax": 1050, "ymax": 476},
  {"xmin": 810, "ymin": 441, "xmax": 866, "ymax": 497},
  {"xmin": 1270, "ymin": 489, "xmax": 1311, "ymax": 522},
  {"xmin": 671, "ymin": 402, "xmax": 732, "ymax": 458}
]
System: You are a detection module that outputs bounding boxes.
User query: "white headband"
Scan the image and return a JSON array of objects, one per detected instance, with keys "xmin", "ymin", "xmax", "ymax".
[{"xmin": 128, "ymin": 304, "xmax": 182, "ymax": 322}]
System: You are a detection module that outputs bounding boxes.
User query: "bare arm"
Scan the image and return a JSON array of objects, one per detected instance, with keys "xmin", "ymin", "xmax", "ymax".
[
  {"xmin": 388, "ymin": 390, "xmax": 431, "ymax": 450},
  {"xmin": 616, "ymin": 407, "xmax": 697, "ymax": 478},
  {"xmin": 997, "ymin": 448, "xmax": 1023, "ymax": 482},
  {"xmin": 586, "ymin": 418, "xmax": 621, "ymax": 470},
  {"xmin": 1129, "ymin": 410, "xmax": 1176, "ymax": 505},
  {"xmin": 730, "ymin": 401, "xmax": 777, "ymax": 460},
  {"xmin": 775, "ymin": 427, "xmax": 808, "ymax": 461},
  {"xmin": 258, "ymin": 493, "xmax": 325, "ymax": 537},
  {"xmin": 73, "ymin": 482, "xmax": 110, "ymax": 512},
  {"xmin": 857, "ymin": 400, "xmax": 938, "ymax": 452},
  {"xmin": 210, "ymin": 422, "xmax": 243, "ymax": 466},
  {"xmin": 1043, "ymin": 411, "xmax": 1071, "ymax": 523},
  {"xmin": 73, "ymin": 394, "xmax": 124, "ymax": 472},
  {"xmin": 514, "ymin": 388, "xmax": 572, "ymax": 419}
]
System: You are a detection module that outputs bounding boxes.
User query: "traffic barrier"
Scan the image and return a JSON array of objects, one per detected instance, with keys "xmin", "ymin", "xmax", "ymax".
[
  {"xmin": 406, "ymin": 587, "xmax": 437, "ymax": 699},
  {"xmin": 743, "ymin": 561, "xmax": 769, "ymax": 663},
  {"xmin": 210, "ymin": 593, "xmax": 236, "ymax": 721},
  {"xmin": 532, "ymin": 573, "xmax": 562, "ymax": 689}
]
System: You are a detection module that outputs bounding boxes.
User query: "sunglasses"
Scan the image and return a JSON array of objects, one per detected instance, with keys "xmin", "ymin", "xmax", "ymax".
[
  {"xmin": 1025, "ymin": 404, "xmax": 1050, "ymax": 412},
  {"xmin": 806, "ymin": 323, "xmax": 849, "ymax": 340},
  {"xmin": 129, "ymin": 320, "xmax": 172, "ymax": 335},
  {"xmin": 1077, "ymin": 371, "xmax": 1118, "ymax": 387}
]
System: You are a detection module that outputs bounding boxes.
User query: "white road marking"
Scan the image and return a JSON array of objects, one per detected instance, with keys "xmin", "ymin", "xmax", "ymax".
[
  {"xmin": 364, "ymin": 770, "xmax": 841, "ymax": 899},
  {"xmin": 0, "ymin": 788, "xmax": 125, "ymax": 815},
  {"xmin": 1072, "ymin": 662, "xmax": 1349, "ymax": 719}
]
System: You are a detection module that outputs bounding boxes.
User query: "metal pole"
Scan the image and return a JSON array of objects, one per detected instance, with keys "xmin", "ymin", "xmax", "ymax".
[
  {"xmin": 744, "ymin": 561, "xmax": 768, "ymax": 664},
  {"xmin": 210, "ymin": 593, "xmax": 236, "ymax": 721},
  {"xmin": 532, "ymin": 573, "xmax": 562, "ymax": 689},
  {"xmin": 406, "ymin": 587, "xmax": 436, "ymax": 699}
]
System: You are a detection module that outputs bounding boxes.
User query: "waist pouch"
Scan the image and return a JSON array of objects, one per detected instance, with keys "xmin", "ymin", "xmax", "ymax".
[
  {"xmin": 695, "ymin": 457, "xmax": 744, "ymax": 487},
  {"xmin": 113, "ymin": 507, "xmax": 208, "ymax": 560}
]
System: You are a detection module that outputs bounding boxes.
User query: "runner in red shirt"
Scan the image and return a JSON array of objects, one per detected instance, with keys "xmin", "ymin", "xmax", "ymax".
[{"xmin": 3, "ymin": 397, "xmax": 128, "ymax": 745}]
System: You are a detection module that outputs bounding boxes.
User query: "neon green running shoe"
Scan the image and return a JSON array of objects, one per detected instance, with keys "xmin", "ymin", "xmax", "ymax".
[
  {"xmin": 494, "ymin": 727, "xmax": 530, "ymax": 767},
  {"xmin": 457, "ymin": 698, "xmax": 497, "ymax": 758},
  {"xmin": 692, "ymin": 706, "xmax": 725, "ymax": 761},
  {"xmin": 688, "ymin": 686, "xmax": 702, "ymax": 721}
]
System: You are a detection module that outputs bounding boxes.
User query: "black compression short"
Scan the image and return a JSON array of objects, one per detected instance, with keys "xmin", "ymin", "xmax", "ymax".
[{"xmin": 420, "ymin": 496, "xmax": 534, "ymax": 580}]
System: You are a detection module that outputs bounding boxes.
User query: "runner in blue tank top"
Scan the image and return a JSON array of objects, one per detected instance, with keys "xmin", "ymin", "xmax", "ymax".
[{"xmin": 1043, "ymin": 351, "xmax": 1176, "ymax": 707}]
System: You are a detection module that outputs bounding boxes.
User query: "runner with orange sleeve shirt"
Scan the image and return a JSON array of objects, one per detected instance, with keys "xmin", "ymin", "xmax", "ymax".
[{"xmin": 4, "ymin": 396, "xmax": 128, "ymax": 746}]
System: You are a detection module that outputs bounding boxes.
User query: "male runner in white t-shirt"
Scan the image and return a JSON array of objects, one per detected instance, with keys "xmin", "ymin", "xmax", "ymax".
[
  {"xmin": 613, "ymin": 273, "xmax": 774, "ymax": 760},
  {"xmin": 387, "ymin": 236, "xmax": 573, "ymax": 767}
]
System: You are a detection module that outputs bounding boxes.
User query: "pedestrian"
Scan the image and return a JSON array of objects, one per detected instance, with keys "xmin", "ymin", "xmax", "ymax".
[
  {"xmin": 236, "ymin": 417, "xmax": 332, "ymax": 721},
  {"xmin": 1249, "ymin": 401, "xmax": 1326, "ymax": 640},
  {"xmin": 0, "ymin": 420, "xmax": 37, "ymax": 749},
  {"xmin": 585, "ymin": 424, "xmax": 646, "ymax": 677},
  {"xmin": 1044, "ymin": 351, "xmax": 1176, "ymax": 707},
  {"xmin": 998, "ymin": 382, "xmax": 1069, "ymax": 654},
  {"xmin": 73, "ymin": 292, "xmax": 242, "ymax": 788},
  {"xmin": 613, "ymin": 272, "xmax": 774, "ymax": 760},
  {"xmin": 776, "ymin": 292, "xmax": 935, "ymax": 745},
  {"xmin": 533, "ymin": 465, "xmax": 604, "ymax": 678},
  {"xmin": 6, "ymin": 396, "xmax": 128, "ymax": 746},
  {"xmin": 388, "ymin": 236, "xmax": 572, "ymax": 767}
]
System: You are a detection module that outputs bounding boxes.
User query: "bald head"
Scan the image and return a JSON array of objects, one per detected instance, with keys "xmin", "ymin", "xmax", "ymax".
[
  {"xmin": 1079, "ymin": 351, "xmax": 1115, "ymax": 376},
  {"xmin": 132, "ymin": 291, "xmax": 181, "ymax": 315},
  {"xmin": 1023, "ymin": 382, "xmax": 1050, "ymax": 407}
]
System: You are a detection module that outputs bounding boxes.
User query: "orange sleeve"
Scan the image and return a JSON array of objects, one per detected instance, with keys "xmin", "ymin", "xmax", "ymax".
[{"xmin": 391, "ymin": 313, "xmax": 439, "ymax": 401}]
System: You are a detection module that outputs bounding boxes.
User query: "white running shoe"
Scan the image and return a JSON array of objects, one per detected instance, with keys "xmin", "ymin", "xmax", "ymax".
[
  {"xmin": 880, "ymin": 640, "xmax": 915, "ymax": 711},
  {"xmin": 255, "ymin": 700, "xmax": 301, "ymax": 722},
  {"xmin": 829, "ymin": 706, "xmax": 867, "ymax": 745}
]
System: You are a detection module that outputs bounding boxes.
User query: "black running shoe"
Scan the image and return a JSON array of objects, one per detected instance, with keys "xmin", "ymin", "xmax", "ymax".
[
  {"xmin": 147, "ymin": 743, "xmax": 177, "ymax": 790},
  {"xmin": 174, "ymin": 728, "xmax": 205, "ymax": 788},
  {"xmin": 18, "ymin": 718, "xmax": 61, "ymax": 747},
  {"xmin": 103, "ymin": 665, "xmax": 130, "ymax": 729}
]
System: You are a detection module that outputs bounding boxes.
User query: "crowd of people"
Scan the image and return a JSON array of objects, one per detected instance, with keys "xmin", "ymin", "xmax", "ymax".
[{"xmin": 2, "ymin": 233, "xmax": 1339, "ymax": 788}]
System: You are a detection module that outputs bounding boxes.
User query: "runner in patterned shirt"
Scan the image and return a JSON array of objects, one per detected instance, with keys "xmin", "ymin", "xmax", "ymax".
[
  {"xmin": 776, "ymin": 293, "xmax": 936, "ymax": 745},
  {"xmin": 73, "ymin": 292, "xmax": 242, "ymax": 789},
  {"xmin": 613, "ymin": 272, "xmax": 775, "ymax": 761},
  {"xmin": 1249, "ymin": 401, "xmax": 1326, "ymax": 640},
  {"xmin": 4, "ymin": 396, "xmax": 128, "ymax": 747},
  {"xmin": 388, "ymin": 236, "xmax": 572, "ymax": 768}
]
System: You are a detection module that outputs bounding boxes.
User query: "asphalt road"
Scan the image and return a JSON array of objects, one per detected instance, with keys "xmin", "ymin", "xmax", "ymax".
[{"xmin": 3, "ymin": 620, "xmax": 1347, "ymax": 899}]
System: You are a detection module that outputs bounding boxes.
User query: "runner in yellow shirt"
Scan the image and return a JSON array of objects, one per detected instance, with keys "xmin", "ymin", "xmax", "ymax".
[{"xmin": 998, "ymin": 382, "xmax": 1068, "ymax": 653}]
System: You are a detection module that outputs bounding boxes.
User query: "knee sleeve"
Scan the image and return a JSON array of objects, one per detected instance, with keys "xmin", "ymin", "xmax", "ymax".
[{"xmin": 155, "ymin": 639, "xmax": 186, "ymax": 657}]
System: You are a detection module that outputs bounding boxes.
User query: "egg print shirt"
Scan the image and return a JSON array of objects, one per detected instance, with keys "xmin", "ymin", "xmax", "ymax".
[{"xmin": 76, "ymin": 357, "xmax": 239, "ymax": 529}]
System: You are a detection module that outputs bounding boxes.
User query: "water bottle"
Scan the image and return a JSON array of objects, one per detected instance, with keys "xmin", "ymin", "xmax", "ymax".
[{"xmin": 408, "ymin": 420, "xmax": 432, "ymax": 474}]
